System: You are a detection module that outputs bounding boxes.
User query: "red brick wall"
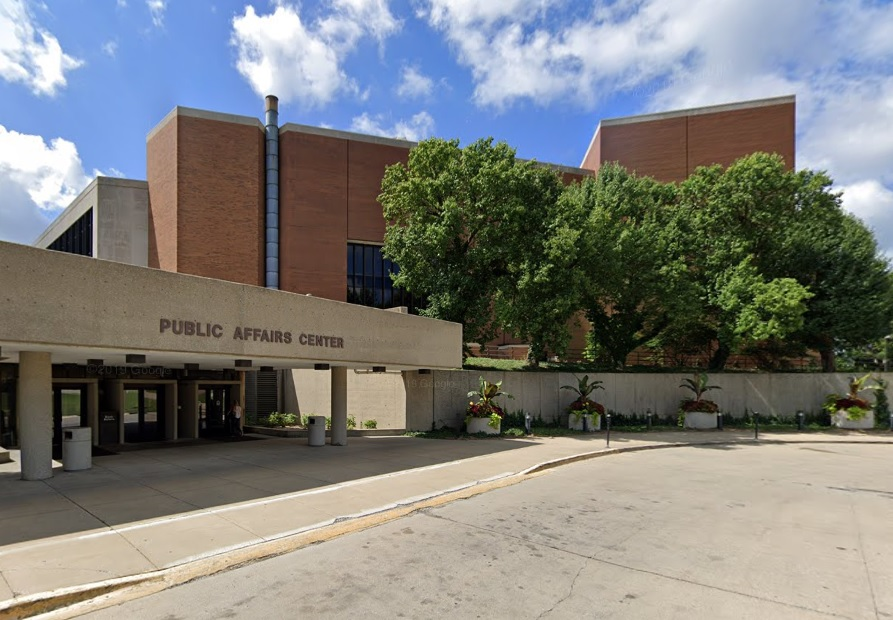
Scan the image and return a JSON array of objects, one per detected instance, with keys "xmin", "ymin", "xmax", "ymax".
[
  {"xmin": 583, "ymin": 101, "xmax": 796, "ymax": 182},
  {"xmin": 174, "ymin": 115, "xmax": 264, "ymax": 286},
  {"xmin": 687, "ymin": 102, "xmax": 795, "ymax": 171},
  {"xmin": 279, "ymin": 131, "xmax": 349, "ymax": 300},
  {"xmin": 348, "ymin": 141, "xmax": 409, "ymax": 242},
  {"xmin": 146, "ymin": 118, "xmax": 178, "ymax": 271},
  {"xmin": 598, "ymin": 117, "xmax": 689, "ymax": 182}
]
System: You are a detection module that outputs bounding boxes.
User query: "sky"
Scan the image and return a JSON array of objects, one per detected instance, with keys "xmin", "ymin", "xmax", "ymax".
[{"xmin": 1, "ymin": 0, "xmax": 892, "ymax": 253}]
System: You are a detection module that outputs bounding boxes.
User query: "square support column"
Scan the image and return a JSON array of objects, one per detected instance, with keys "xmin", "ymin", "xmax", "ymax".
[
  {"xmin": 18, "ymin": 351, "xmax": 53, "ymax": 481},
  {"xmin": 330, "ymin": 366, "xmax": 348, "ymax": 446}
]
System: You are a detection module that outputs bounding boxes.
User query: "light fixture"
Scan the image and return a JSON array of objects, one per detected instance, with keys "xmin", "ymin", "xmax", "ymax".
[
  {"xmin": 418, "ymin": 369, "xmax": 431, "ymax": 375},
  {"xmin": 126, "ymin": 354, "xmax": 146, "ymax": 364},
  {"xmin": 87, "ymin": 358, "xmax": 104, "ymax": 366},
  {"xmin": 314, "ymin": 363, "xmax": 330, "ymax": 371},
  {"xmin": 372, "ymin": 366, "xmax": 386, "ymax": 373},
  {"xmin": 235, "ymin": 359, "xmax": 252, "ymax": 368},
  {"xmin": 260, "ymin": 366, "xmax": 274, "ymax": 372},
  {"xmin": 184, "ymin": 363, "xmax": 199, "ymax": 371}
]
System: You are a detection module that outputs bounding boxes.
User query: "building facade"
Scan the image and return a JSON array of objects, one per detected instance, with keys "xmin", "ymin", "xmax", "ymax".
[{"xmin": 1, "ymin": 94, "xmax": 798, "ymax": 467}]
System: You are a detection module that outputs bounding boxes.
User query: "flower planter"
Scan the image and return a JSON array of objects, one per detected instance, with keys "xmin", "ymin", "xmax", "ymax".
[
  {"xmin": 832, "ymin": 409, "xmax": 875, "ymax": 430},
  {"xmin": 684, "ymin": 411, "xmax": 718, "ymax": 430},
  {"xmin": 568, "ymin": 413, "xmax": 600, "ymax": 431},
  {"xmin": 467, "ymin": 417, "xmax": 500, "ymax": 435}
]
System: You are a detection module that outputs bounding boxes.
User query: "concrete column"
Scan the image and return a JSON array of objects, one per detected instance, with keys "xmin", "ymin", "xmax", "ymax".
[
  {"xmin": 18, "ymin": 351, "xmax": 53, "ymax": 481},
  {"xmin": 330, "ymin": 366, "xmax": 348, "ymax": 446},
  {"xmin": 105, "ymin": 380, "xmax": 125, "ymax": 443},
  {"xmin": 178, "ymin": 382, "xmax": 198, "ymax": 439},
  {"xmin": 165, "ymin": 383, "xmax": 177, "ymax": 440},
  {"xmin": 87, "ymin": 381, "xmax": 99, "ymax": 445}
]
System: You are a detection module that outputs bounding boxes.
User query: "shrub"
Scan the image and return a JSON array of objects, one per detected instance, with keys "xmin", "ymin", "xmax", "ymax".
[{"xmin": 363, "ymin": 419, "xmax": 378, "ymax": 429}]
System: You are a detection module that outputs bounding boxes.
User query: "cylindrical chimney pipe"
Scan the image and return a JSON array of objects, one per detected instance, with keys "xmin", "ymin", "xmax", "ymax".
[{"xmin": 264, "ymin": 95, "xmax": 280, "ymax": 290}]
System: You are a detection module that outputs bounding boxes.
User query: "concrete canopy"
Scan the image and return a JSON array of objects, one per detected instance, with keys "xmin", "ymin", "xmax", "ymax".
[{"xmin": 0, "ymin": 241, "xmax": 462, "ymax": 371}]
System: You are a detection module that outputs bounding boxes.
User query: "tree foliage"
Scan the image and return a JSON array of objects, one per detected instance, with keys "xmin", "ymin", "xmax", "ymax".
[{"xmin": 380, "ymin": 138, "xmax": 892, "ymax": 372}]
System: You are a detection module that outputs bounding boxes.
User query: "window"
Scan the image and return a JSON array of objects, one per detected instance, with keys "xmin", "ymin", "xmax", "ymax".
[
  {"xmin": 48, "ymin": 208, "xmax": 93, "ymax": 257},
  {"xmin": 347, "ymin": 243, "xmax": 423, "ymax": 313}
]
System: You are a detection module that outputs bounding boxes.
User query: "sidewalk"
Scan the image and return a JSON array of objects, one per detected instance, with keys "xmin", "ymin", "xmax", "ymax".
[{"xmin": 1, "ymin": 430, "xmax": 891, "ymax": 618}]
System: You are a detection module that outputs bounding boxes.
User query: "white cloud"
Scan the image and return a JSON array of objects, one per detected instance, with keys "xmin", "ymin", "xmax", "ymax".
[
  {"xmin": 0, "ymin": 125, "xmax": 95, "ymax": 243},
  {"xmin": 146, "ymin": 0, "xmax": 166, "ymax": 27},
  {"xmin": 231, "ymin": 1, "xmax": 400, "ymax": 107},
  {"xmin": 0, "ymin": 0, "xmax": 83, "ymax": 96},
  {"xmin": 102, "ymin": 40, "xmax": 118, "ymax": 58},
  {"xmin": 395, "ymin": 65, "xmax": 433, "ymax": 100},
  {"xmin": 350, "ymin": 111, "xmax": 434, "ymax": 142},
  {"xmin": 419, "ymin": 0, "xmax": 893, "ymax": 253}
]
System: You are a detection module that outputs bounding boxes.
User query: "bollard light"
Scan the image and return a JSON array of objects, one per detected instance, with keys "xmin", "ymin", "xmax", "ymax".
[
  {"xmin": 646, "ymin": 408, "xmax": 652, "ymax": 431},
  {"xmin": 753, "ymin": 410, "xmax": 759, "ymax": 439},
  {"xmin": 717, "ymin": 411, "xmax": 723, "ymax": 431},
  {"xmin": 796, "ymin": 411, "xmax": 805, "ymax": 431},
  {"xmin": 525, "ymin": 413, "xmax": 532, "ymax": 436},
  {"xmin": 606, "ymin": 413, "xmax": 612, "ymax": 447}
]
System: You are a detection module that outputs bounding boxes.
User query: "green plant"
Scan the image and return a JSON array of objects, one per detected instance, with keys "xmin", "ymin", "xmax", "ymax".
[
  {"xmin": 503, "ymin": 427, "xmax": 525, "ymax": 437},
  {"xmin": 267, "ymin": 412, "xmax": 285, "ymax": 427},
  {"xmin": 562, "ymin": 374, "xmax": 606, "ymax": 422},
  {"xmin": 347, "ymin": 415, "xmax": 357, "ymax": 430},
  {"xmin": 363, "ymin": 419, "xmax": 378, "ymax": 429},
  {"xmin": 679, "ymin": 372, "xmax": 721, "ymax": 413},
  {"xmin": 466, "ymin": 376, "xmax": 514, "ymax": 425},
  {"xmin": 560, "ymin": 374, "xmax": 604, "ymax": 401},
  {"xmin": 824, "ymin": 373, "xmax": 878, "ymax": 421},
  {"xmin": 300, "ymin": 414, "xmax": 310, "ymax": 427},
  {"xmin": 874, "ymin": 377, "xmax": 889, "ymax": 423},
  {"xmin": 325, "ymin": 417, "xmax": 332, "ymax": 429}
]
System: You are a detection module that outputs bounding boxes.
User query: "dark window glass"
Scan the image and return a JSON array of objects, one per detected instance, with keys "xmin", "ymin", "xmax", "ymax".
[
  {"xmin": 346, "ymin": 242, "xmax": 424, "ymax": 314},
  {"xmin": 48, "ymin": 208, "xmax": 92, "ymax": 257}
]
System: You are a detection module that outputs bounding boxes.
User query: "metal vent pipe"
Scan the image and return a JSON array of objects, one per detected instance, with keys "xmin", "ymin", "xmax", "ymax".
[{"xmin": 264, "ymin": 95, "xmax": 280, "ymax": 289}]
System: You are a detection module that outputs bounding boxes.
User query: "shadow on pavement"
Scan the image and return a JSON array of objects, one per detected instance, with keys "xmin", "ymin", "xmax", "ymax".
[{"xmin": 0, "ymin": 435, "xmax": 537, "ymax": 547}]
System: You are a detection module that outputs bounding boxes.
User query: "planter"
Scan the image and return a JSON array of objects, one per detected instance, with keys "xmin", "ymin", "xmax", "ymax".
[
  {"xmin": 467, "ymin": 417, "xmax": 500, "ymax": 435},
  {"xmin": 684, "ymin": 411, "xmax": 718, "ymax": 430},
  {"xmin": 568, "ymin": 413, "xmax": 601, "ymax": 432},
  {"xmin": 832, "ymin": 409, "xmax": 875, "ymax": 430}
]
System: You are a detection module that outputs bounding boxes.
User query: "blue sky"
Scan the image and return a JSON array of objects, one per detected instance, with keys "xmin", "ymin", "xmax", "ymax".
[{"xmin": 1, "ymin": 0, "xmax": 893, "ymax": 253}]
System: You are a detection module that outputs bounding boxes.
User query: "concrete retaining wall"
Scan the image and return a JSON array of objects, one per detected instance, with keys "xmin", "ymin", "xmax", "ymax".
[{"xmin": 287, "ymin": 369, "xmax": 893, "ymax": 431}]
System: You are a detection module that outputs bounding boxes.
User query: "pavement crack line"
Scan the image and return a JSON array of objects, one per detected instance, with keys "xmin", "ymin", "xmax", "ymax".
[
  {"xmin": 851, "ymin": 501, "xmax": 880, "ymax": 620},
  {"xmin": 424, "ymin": 512, "xmax": 849, "ymax": 619},
  {"xmin": 536, "ymin": 564, "xmax": 584, "ymax": 619}
]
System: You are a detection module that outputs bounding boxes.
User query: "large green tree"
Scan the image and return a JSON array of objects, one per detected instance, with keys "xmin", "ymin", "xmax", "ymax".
[
  {"xmin": 379, "ymin": 137, "xmax": 578, "ymax": 358},
  {"xmin": 769, "ymin": 170, "xmax": 893, "ymax": 371},
  {"xmin": 677, "ymin": 153, "xmax": 814, "ymax": 369},
  {"xmin": 571, "ymin": 164, "xmax": 695, "ymax": 368}
]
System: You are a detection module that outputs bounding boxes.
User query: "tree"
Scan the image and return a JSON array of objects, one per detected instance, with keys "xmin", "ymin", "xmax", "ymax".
[
  {"xmin": 678, "ymin": 153, "xmax": 814, "ymax": 369},
  {"xmin": 769, "ymin": 171, "xmax": 893, "ymax": 370},
  {"xmin": 379, "ymin": 137, "xmax": 577, "ymax": 359},
  {"xmin": 492, "ymin": 164, "xmax": 585, "ymax": 365},
  {"xmin": 571, "ymin": 164, "xmax": 695, "ymax": 368}
]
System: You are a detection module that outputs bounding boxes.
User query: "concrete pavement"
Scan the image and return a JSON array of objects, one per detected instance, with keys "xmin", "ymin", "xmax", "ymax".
[{"xmin": 0, "ymin": 430, "xmax": 891, "ymax": 619}]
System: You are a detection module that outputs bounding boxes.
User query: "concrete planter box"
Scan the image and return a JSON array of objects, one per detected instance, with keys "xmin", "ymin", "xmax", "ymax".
[
  {"xmin": 684, "ymin": 411, "xmax": 718, "ymax": 430},
  {"xmin": 568, "ymin": 413, "xmax": 601, "ymax": 431},
  {"xmin": 466, "ymin": 417, "xmax": 500, "ymax": 435},
  {"xmin": 832, "ymin": 409, "xmax": 875, "ymax": 430}
]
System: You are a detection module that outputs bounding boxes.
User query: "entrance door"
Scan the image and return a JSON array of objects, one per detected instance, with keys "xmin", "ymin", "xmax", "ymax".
[
  {"xmin": 123, "ymin": 386, "xmax": 165, "ymax": 443},
  {"xmin": 199, "ymin": 386, "xmax": 231, "ymax": 437},
  {"xmin": 52, "ymin": 385, "xmax": 88, "ymax": 459}
]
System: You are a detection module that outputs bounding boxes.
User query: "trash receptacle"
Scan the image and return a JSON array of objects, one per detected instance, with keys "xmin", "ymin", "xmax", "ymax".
[
  {"xmin": 62, "ymin": 427, "xmax": 92, "ymax": 471},
  {"xmin": 307, "ymin": 416, "xmax": 326, "ymax": 447}
]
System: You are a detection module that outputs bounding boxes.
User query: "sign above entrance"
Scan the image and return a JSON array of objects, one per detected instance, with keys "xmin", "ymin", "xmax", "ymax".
[{"xmin": 159, "ymin": 319, "xmax": 345, "ymax": 349}]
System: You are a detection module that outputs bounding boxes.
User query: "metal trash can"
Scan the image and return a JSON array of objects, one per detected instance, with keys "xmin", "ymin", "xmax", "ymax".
[
  {"xmin": 62, "ymin": 427, "xmax": 92, "ymax": 471},
  {"xmin": 307, "ymin": 416, "xmax": 326, "ymax": 447}
]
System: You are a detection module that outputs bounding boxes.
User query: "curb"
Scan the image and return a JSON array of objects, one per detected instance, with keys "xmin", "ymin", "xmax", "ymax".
[{"xmin": 3, "ymin": 435, "xmax": 891, "ymax": 619}]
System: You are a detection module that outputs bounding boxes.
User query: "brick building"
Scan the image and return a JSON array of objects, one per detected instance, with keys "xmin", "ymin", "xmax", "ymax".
[{"xmin": 21, "ymin": 94, "xmax": 797, "ymax": 426}]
